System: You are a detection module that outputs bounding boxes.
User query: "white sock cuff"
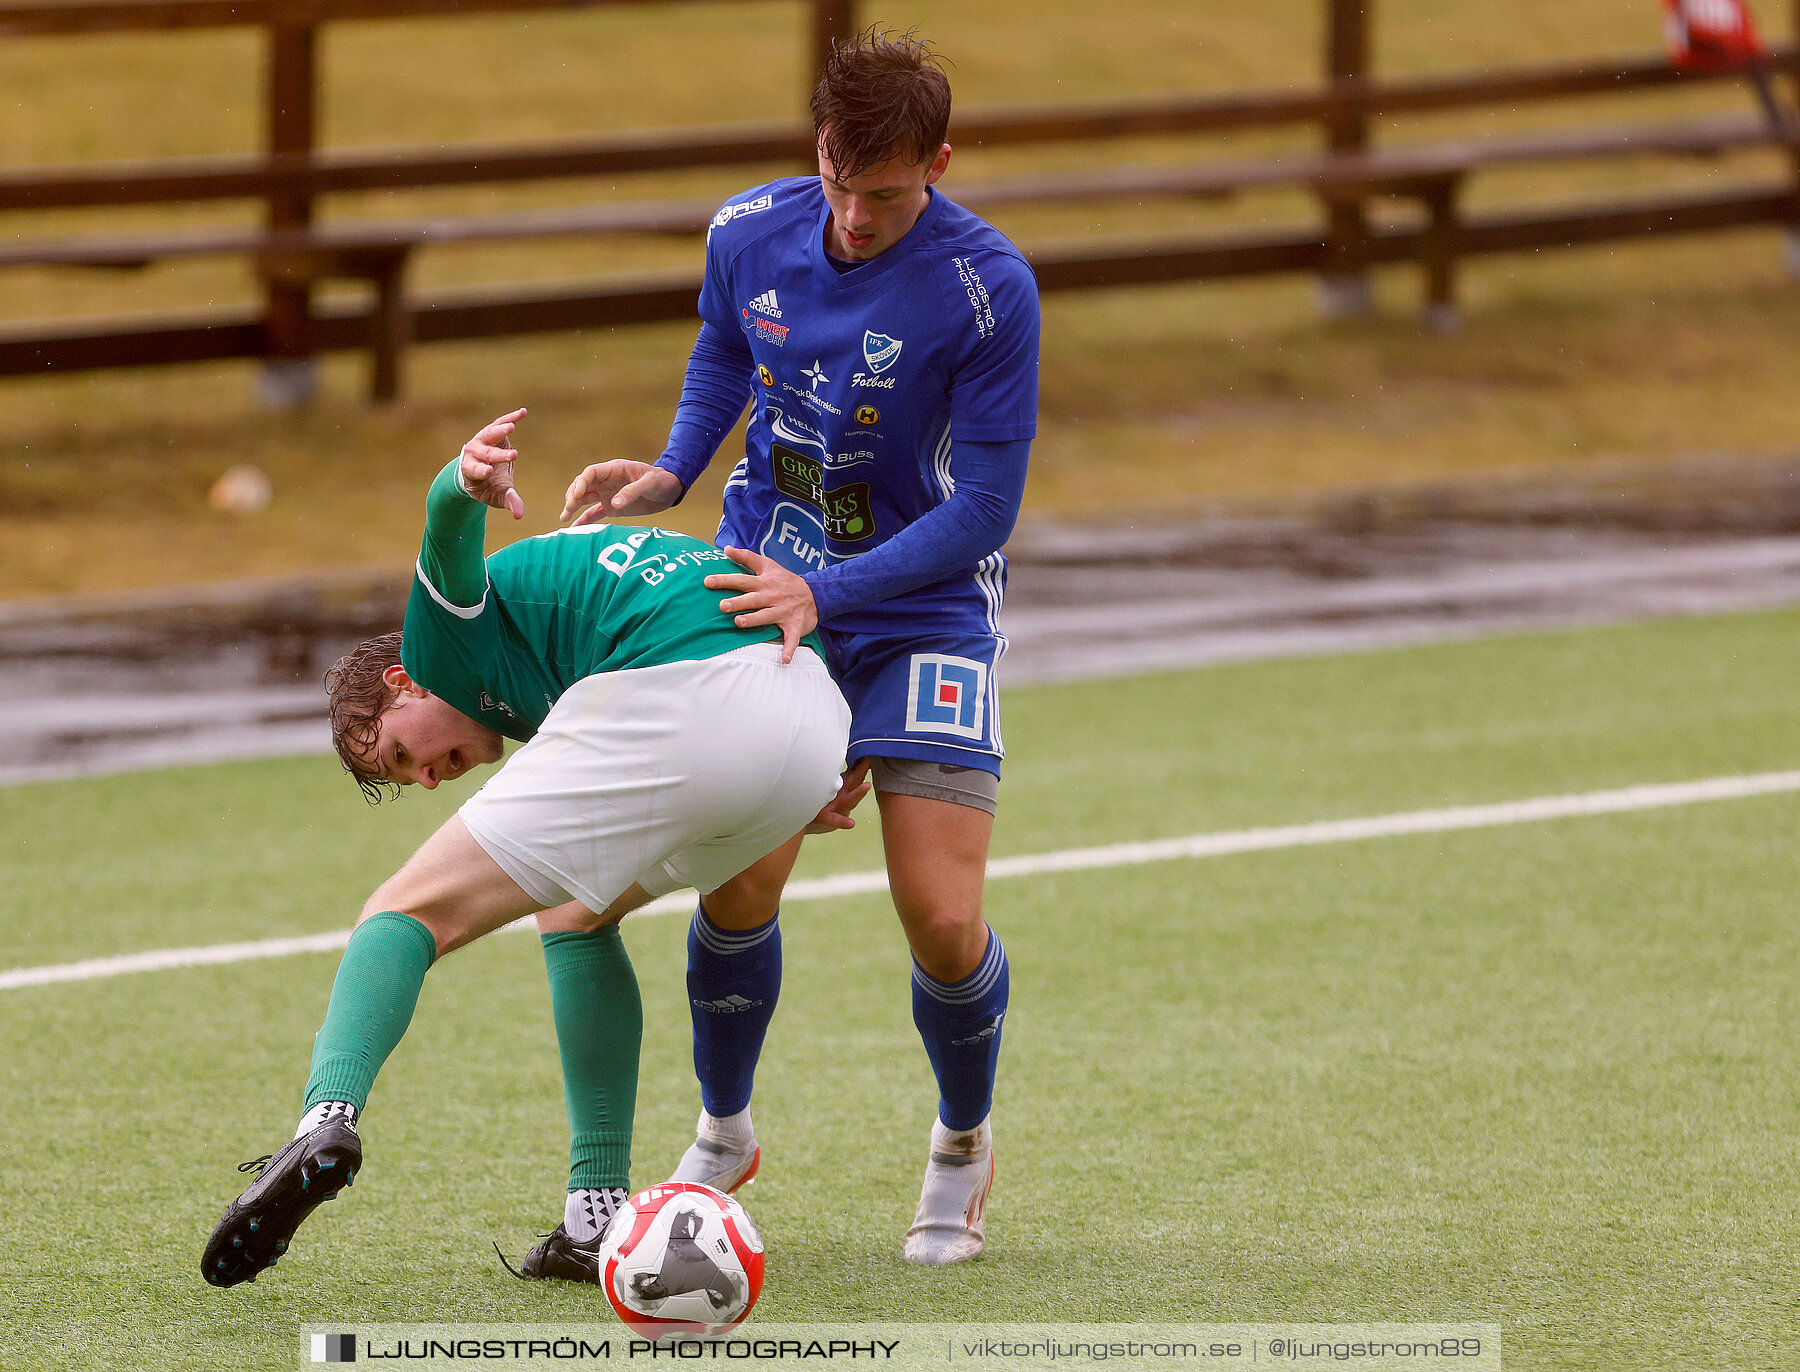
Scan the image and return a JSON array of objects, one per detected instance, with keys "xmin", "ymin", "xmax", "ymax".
[
  {"xmin": 698, "ymin": 1107, "xmax": 755, "ymax": 1144},
  {"xmin": 932, "ymin": 1115, "xmax": 990, "ymax": 1149},
  {"xmin": 564, "ymin": 1186, "xmax": 628, "ymax": 1242},
  {"xmin": 295, "ymin": 1101, "xmax": 359, "ymax": 1139}
]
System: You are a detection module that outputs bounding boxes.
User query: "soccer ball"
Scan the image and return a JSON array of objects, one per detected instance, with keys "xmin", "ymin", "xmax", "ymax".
[{"xmin": 597, "ymin": 1183, "xmax": 765, "ymax": 1340}]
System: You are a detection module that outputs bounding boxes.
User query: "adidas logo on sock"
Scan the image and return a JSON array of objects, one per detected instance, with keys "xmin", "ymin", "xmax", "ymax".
[
  {"xmin": 693, "ymin": 993, "xmax": 761, "ymax": 1014},
  {"xmin": 747, "ymin": 290, "xmax": 781, "ymax": 319},
  {"xmin": 950, "ymin": 1014, "xmax": 1004, "ymax": 1047}
]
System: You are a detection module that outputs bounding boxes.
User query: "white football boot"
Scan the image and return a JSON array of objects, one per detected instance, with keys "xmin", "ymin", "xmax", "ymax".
[
  {"xmin": 902, "ymin": 1117, "xmax": 994, "ymax": 1265},
  {"xmin": 667, "ymin": 1108, "xmax": 761, "ymax": 1193}
]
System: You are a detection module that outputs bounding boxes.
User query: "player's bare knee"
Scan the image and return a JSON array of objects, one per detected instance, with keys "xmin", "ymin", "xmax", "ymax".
[
  {"xmin": 358, "ymin": 885, "xmax": 399, "ymax": 926},
  {"xmin": 701, "ymin": 890, "xmax": 780, "ymax": 931},
  {"xmin": 702, "ymin": 867, "xmax": 785, "ymax": 930},
  {"xmin": 536, "ymin": 899, "xmax": 609, "ymax": 934},
  {"xmin": 363, "ymin": 870, "xmax": 422, "ymax": 919},
  {"xmin": 903, "ymin": 906, "xmax": 988, "ymax": 983},
  {"xmin": 358, "ymin": 883, "xmax": 459, "ymax": 956}
]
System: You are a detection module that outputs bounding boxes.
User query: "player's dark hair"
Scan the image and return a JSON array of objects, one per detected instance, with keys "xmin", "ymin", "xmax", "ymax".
[
  {"xmin": 811, "ymin": 26, "xmax": 952, "ymax": 180},
  {"xmin": 324, "ymin": 631, "xmax": 404, "ymax": 804}
]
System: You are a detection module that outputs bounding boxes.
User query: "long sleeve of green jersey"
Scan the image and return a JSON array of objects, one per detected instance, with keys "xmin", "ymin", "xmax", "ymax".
[{"xmin": 418, "ymin": 458, "xmax": 490, "ymax": 608}]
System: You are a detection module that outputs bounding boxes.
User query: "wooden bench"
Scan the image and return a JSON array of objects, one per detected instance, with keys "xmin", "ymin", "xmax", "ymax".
[
  {"xmin": 5, "ymin": 0, "xmax": 1800, "ymax": 402},
  {"xmin": 5, "ymin": 111, "xmax": 1791, "ymax": 397}
]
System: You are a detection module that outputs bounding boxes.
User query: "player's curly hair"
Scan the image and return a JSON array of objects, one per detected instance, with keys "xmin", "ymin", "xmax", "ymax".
[
  {"xmin": 811, "ymin": 26, "xmax": 952, "ymax": 180},
  {"xmin": 324, "ymin": 631, "xmax": 404, "ymax": 804}
]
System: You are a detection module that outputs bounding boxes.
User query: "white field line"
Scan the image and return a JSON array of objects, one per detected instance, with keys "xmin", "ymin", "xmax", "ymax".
[{"xmin": 5, "ymin": 769, "xmax": 1798, "ymax": 994}]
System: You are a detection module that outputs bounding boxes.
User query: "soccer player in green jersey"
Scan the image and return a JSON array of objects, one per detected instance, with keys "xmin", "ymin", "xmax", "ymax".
[{"xmin": 201, "ymin": 410, "xmax": 853, "ymax": 1289}]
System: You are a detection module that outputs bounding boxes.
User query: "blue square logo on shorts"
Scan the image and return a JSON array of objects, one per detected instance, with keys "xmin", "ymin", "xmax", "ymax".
[{"xmin": 905, "ymin": 654, "xmax": 986, "ymax": 740}]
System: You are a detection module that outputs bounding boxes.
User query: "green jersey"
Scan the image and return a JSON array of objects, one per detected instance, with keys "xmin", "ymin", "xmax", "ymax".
[{"xmin": 401, "ymin": 459, "xmax": 802, "ymax": 741}]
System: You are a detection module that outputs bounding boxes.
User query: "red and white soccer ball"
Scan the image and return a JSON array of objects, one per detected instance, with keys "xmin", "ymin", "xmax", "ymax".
[{"xmin": 597, "ymin": 1183, "xmax": 765, "ymax": 1340}]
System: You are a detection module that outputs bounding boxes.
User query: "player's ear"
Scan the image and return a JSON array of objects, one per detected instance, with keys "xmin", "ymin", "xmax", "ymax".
[
  {"xmin": 381, "ymin": 664, "xmax": 426, "ymax": 697},
  {"xmin": 925, "ymin": 144, "xmax": 951, "ymax": 184}
]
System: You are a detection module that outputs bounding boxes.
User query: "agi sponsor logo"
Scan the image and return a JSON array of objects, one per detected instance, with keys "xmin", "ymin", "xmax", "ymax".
[
  {"xmin": 708, "ymin": 193, "xmax": 773, "ymax": 235},
  {"xmin": 855, "ymin": 405, "xmax": 880, "ymax": 426},
  {"xmin": 905, "ymin": 654, "xmax": 987, "ymax": 740},
  {"xmin": 757, "ymin": 364, "xmax": 774, "ymax": 387}
]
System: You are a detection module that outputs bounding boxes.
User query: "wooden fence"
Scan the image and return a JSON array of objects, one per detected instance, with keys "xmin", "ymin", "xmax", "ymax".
[{"xmin": 1, "ymin": 0, "xmax": 1796, "ymax": 401}]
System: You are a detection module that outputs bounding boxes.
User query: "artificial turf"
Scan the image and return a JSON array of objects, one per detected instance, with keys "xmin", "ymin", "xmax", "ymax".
[{"xmin": 3, "ymin": 608, "xmax": 1797, "ymax": 1370}]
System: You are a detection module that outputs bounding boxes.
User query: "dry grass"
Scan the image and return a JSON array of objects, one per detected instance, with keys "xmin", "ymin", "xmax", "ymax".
[{"xmin": 3, "ymin": 1, "xmax": 1799, "ymax": 597}]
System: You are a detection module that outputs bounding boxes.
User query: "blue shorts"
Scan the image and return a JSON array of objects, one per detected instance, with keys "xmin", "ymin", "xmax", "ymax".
[{"xmin": 817, "ymin": 627, "xmax": 1005, "ymax": 777}]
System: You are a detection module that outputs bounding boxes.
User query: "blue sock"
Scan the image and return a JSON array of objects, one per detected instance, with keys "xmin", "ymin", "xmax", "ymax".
[
  {"xmin": 912, "ymin": 928, "xmax": 1009, "ymax": 1131},
  {"xmin": 687, "ymin": 905, "xmax": 782, "ymax": 1118}
]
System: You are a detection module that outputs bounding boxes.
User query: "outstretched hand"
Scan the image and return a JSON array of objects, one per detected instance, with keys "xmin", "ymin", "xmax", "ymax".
[
  {"xmin": 561, "ymin": 461, "xmax": 685, "ymax": 526},
  {"xmin": 805, "ymin": 760, "xmax": 873, "ymax": 834},
  {"xmin": 460, "ymin": 408, "xmax": 528, "ymax": 519},
  {"xmin": 705, "ymin": 546, "xmax": 818, "ymax": 664}
]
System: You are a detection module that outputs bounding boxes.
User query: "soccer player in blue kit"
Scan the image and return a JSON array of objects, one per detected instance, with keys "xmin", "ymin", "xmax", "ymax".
[{"xmin": 561, "ymin": 29, "xmax": 1038, "ymax": 1264}]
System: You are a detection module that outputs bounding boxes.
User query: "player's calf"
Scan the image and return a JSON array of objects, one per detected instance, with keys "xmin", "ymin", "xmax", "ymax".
[{"xmin": 904, "ymin": 925, "xmax": 1008, "ymax": 1264}]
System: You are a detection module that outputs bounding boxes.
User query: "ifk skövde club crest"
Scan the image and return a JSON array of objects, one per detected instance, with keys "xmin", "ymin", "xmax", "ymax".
[{"xmin": 863, "ymin": 330, "xmax": 903, "ymax": 373}]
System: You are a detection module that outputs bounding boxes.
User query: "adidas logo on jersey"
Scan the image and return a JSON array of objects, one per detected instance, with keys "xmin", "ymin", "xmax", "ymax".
[{"xmin": 747, "ymin": 290, "xmax": 782, "ymax": 319}]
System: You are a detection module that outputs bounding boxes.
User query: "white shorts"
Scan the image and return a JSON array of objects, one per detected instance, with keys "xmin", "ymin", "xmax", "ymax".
[{"xmin": 460, "ymin": 643, "xmax": 850, "ymax": 914}]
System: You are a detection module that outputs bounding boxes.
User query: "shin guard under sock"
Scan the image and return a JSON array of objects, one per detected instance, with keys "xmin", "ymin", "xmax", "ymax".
[
  {"xmin": 911, "ymin": 928, "xmax": 1009, "ymax": 1131},
  {"xmin": 303, "ymin": 911, "xmax": 437, "ymax": 1113},
  {"xmin": 686, "ymin": 905, "xmax": 781, "ymax": 1119},
  {"xmin": 543, "ymin": 926, "xmax": 642, "ymax": 1192}
]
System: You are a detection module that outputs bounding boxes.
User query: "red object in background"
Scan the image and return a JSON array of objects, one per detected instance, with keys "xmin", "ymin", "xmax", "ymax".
[{"xmin": 1663, "ymin": 0, "xmax": 1769, "ymax": 70}]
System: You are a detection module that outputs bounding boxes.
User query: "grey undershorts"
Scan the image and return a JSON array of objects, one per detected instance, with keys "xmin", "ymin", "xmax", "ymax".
[{"xmin": 869, "ymin": 756, "xmax": 1000, "ymax": 815}]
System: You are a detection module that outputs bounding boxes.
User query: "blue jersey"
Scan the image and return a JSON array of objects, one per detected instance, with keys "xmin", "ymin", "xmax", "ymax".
[{"xmin": 687, "ymin": 176, "xmax": 1039, "ymax": 637}]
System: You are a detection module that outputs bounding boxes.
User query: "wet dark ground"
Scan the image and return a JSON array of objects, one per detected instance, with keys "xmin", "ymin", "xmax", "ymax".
[
  {"xmin": 0, "ymin": 571, "xmax": 403, "ymax": 784},
  {"xmin": 6, "ymin": 455, "xmax": 1800, "ymax": 785}
]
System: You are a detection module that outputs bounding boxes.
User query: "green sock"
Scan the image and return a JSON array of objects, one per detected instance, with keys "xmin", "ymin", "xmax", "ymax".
[
  {"xmin": 303, "ymin": 911, "xmax": 438, "ymax": 1112},
  {"xmin": 542, "ymin": 926, "xmax": 642, "ymax": 1192}
]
